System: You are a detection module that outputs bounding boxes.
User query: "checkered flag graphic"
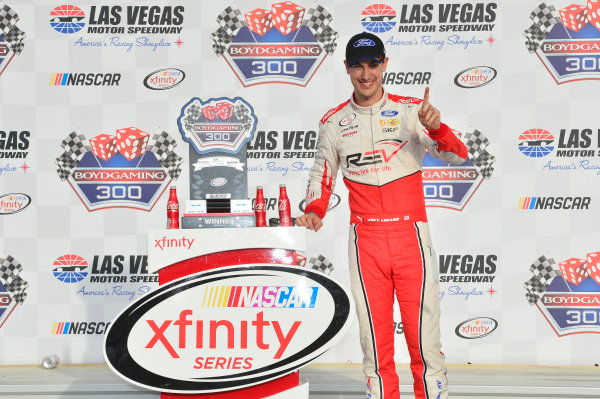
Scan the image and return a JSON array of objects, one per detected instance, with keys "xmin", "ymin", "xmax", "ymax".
[
  {"xmin": 530, "ymin": 3, "xmax": 561, "ymax": 30},
  {"xmin": 217, "ymin": 6, "xmax": 246, "ymax": 35},
  {"xmin": 162, "ymin": 151, "xmax": 183, "ymax": 180},
  {"xmin": 303, "ymin": 5, "xmax": 333, "ymax": 36},
  {"xmin": 471, "ymin": 151, "xmax": 495, "ymax": 179},
  {"xmin": 3, "ymin": 25, "xmax": 24, "ymax": 54},
  {"xmin": 234, "ymin": 100, "xmax": 253, "ymax": 130},
  {"xmin": 463, "ymin": 129, "xmax": 495, "ymax": 179},
  {"xmin": 0, "ymin": 254, "xmax": 22, "ymax": 283},
  {"xmin": 463, "ymin": 129, "xmax": 489, "ymax": 156},
  {"xmin": 530, "ymin": 255, "xmax": 560, "ymax": 285},
  {"xmin": 148, "ymin": 131, "xmax": 177, "ymax": 161},
  {"xmin": 0, "ymin": 3, "xmax": 25, "ymax": 55},
  {"xmin": 523, "ymin": 3, "xmax": 560, "ymax": 53},
  {"xmin": 0, "ymin": 3, "xmax": 19, "ymax": 35},
  {"xmin": 55, "ymin": 131, "xmax": 91, "ymax": 180},
  {"xmin": 144, "ymin": 130, "xmax": 182, "ymax": 180},
  {"xmin": 211, "ymin": 27, "xmax": 231, "ymax": 55},
  {"xmin": 55, "ymin": 152, "xmax": 78, "ymax": 180},
  {"xmin": 11, "ymin": 291, "xmax": 26, "ymax": 304},
  {"xmin": 212, "ymin": 6, "xmax": 246, "ymax": 55},
  {"xmin": 61, "ymin": 131, "xmax": 91, "ymax": 159},
  {"xmin": 317, "ymin": 25, "xmax": 338, "ymax": 55},
  {"xmin": 309, "ymin": 254, "xmax": 334, "ymax": 275},
  {"xmin": 524, "ymin": 277, "xmax": 546, "ymax": 305},
  {"xmin": 303, "ymin": 5, "xmax": 338, "ymax": 54},
  {"xmin": 523, "ymin": 24, "xmax": 546, "ymax": 52},
  {"xmin": 6, "ymin": 275, "xmax": 28, "ymax": 294},
  {"xmin": 0, "ymin": 254, "xmax": 28, "ymax": 305},
  {"xmin": 523, "ymin": 255, "xmax": 560, "ymax": 305},
  {"xmin": 184, "ymin": 103, "xmax": 202, "ymax": 129}
]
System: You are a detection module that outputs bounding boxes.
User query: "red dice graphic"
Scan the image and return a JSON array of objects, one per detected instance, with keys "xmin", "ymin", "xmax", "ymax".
[
  {"xmin": 115, "ymin": 127, "xmax": 150, "ymax": 161},
  {"xmin": 271, "ymin": 1, "xmax": 305, "ymax": 35},
  {"xmin": 215, "ymin": 101, "xmax": 234, "ymax": 121},
  {"xmin": 244, "ymin": 8, "xmax": 273, "ymax": 36},
  {"xmin": 89, "ymin": 134, "xmax": 118, "ymax": 161},
  {"xmin": 559, "ymin": 4, "xmax": 587, "ymax": 32},
  {"xmin": 202, "ymin": 105, "xmax": 218, "ymax": 121},
  {"xmin": 587, "ymin": 0, "xmax": 600, "ymax": 29},
  {"xmin": 586, "ymin": 252, "xmax": 600, "ymax": 283},
  {"xmin": 558, "ymin": 257, "xmax": 588, "ymax": 285}
]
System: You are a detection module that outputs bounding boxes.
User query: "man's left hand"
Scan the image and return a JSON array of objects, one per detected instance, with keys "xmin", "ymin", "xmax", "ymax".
[{"xmin": 418, "ymin": 87, "xmax": 441, "ymax": 131}]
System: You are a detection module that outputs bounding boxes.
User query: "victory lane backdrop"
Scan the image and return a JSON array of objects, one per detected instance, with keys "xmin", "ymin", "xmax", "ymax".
[{"xmin": 0, "ymin": 0, "xmax": 599, "ymax": 368}]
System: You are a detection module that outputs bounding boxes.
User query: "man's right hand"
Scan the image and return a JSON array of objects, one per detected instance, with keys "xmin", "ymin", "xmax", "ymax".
[{"xmin": 294, "ymin": 212, "xmax": 323, "ymax": 232}]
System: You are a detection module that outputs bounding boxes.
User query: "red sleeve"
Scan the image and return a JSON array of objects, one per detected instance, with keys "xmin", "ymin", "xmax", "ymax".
[{"xmin": 427, "ymin": 123, "xmax": 468, "ymax": 160}]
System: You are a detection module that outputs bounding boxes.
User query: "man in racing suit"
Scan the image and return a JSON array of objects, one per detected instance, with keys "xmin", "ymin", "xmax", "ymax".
[{"xmin": 296, "ymin": 32, "xmax": 468, "ymax": 399}]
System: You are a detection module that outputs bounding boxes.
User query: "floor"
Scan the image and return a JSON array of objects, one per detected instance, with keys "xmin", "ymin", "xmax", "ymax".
[{"xmin": 0, "ymin": 363, "xmax": 599, "ymax": 398}]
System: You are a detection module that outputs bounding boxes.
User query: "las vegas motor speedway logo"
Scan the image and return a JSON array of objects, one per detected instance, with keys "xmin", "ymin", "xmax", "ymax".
[
  {"xmin": 211, "ymin": 2, "xmax": 338, "ymax": 86},
  {"xmin": 0, "ymin": 253, "xmax": 29, "ymax": 331},
  {"xmin": 49, "ymin": 4, "xmax": 185, "ymax": 52},
  {"xmin": 0, "ymin": 3, "xmax": 25, "ymax": 78},
  {"xmin": 361, "ymin": 3, "xmax": 498, "ymax": 51},
  {"xmin": 518, "ymin": 127, "xmax": 600, "ymax": 174},
  {"xmin": 525, "ymin": 253, "xmax": 600, "ymax": 336},
  {"xmin": 55, "ymin": 128, "xmax": 182, "ymax": 211},
  {"xmin": 423, "ymin": 128, "xmax": 495, "ymax": 210},
  {"xmin": 524, "ymin": 2, "xmax": 600, "ymax": 84},
  {"xmin": 51, "ymin": 253, "xmax": 158, "ymax": 301},
  {"xmin": 438, "ymin": 254, "xmax": 498, "ymax": 301}
]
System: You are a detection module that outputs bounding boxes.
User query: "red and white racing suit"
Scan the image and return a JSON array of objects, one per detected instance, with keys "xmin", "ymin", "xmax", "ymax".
[{"xmin": 304, "ymin": 91, "xmax": 468, "ymax": 399}]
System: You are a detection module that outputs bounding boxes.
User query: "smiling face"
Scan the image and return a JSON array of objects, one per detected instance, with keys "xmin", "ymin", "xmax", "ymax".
[{"xmin": 345, "ymin": 57, "xmax": 388, "ymax": 107}]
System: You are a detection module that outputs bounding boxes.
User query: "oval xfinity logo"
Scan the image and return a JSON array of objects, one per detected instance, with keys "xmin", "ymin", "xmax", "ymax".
[
  {"xmin": 144, "ymin": 68, "xmax": 185, "ymax": 90},
  {"xmin": 339, "ymin": 113, "xmax": 356, "ymax": 126},
  {"xmin": 354, "ymin": 38, "xmax": 375, "ymax": 47},
  {"xmin": 104, "ymin": 265, "xmax": 353, "ymax": 393},
  {"xmin": 0, "ymin": 193, "xmax": 31, "ymax": 215},
  {"xmin": 454, "ymin": 66, "xmax": 497, "ymax": 88},
  {"xmin": 210, "ymin": 177, "xmax": 227, "ymax": 187},
  {"xmin": 299, "ymin": 193, "xmax": 342, "ymax": 213},
  {"xmin": 455, "ymin": 317, "xmax": 498, "ymax": 339}
]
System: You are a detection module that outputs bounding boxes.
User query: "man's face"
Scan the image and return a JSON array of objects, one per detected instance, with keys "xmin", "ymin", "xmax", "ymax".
[{"xmin": 345, "ymin": 57, "xmax": 388, "ymax": 107}]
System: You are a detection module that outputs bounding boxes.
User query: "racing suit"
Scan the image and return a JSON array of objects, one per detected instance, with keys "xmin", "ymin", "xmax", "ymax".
[{"xmin": 304, "ymin": 91, "xmax": 468, "ymax": 399}]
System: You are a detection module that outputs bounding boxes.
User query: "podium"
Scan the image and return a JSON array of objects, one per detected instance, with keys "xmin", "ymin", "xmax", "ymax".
[
  {"xmin": 148, "ymin": 227, "xmax": 309, "ymax": 399},
  {"xmin": 105, "ymin": 227, "xmax": 352, "ymax": 397},
  {"xmin": 105, "ymin": 226, "xmax": 354, "ymax": 399}
]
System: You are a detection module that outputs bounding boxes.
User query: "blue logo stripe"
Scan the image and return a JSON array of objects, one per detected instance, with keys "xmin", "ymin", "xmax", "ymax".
[
  {"xmin": 529, "ymin": 197, "xmax": 537, "ymax": 209},
  {"xmin": 61, "ymin": 73, "xmax": 69, "ymax": 85},
  {"xmin": 62, "ymin": 322, "xmax": 70, "ymax": 334}
]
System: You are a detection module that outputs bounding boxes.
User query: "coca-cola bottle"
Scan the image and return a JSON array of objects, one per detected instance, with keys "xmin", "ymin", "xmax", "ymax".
[
  {"xmin": 255, "ymin": 186, "xmax": 267, "ymax": 227},
  {"xmin": 167, "ymin": 186, "xmax": 179, "ymax": 229},
  {"xmin": 278, "ymin": 184, "xmax": 292, "ymax": 227}
]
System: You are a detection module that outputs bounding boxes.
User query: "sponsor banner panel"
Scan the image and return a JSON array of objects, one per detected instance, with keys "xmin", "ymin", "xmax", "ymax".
[
  {"xmin": 104, "ymin": 265, "xmax": 353, "ymax": 393},
  {"xmin": 3, "ymin": 0, "xmax": 600, "ymax": 370}
]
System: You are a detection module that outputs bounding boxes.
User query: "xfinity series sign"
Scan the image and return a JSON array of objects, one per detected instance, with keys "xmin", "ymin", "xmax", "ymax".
[{"xmin": 104, "ymin": 265, "xmax": 353, "ymax": 393}]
